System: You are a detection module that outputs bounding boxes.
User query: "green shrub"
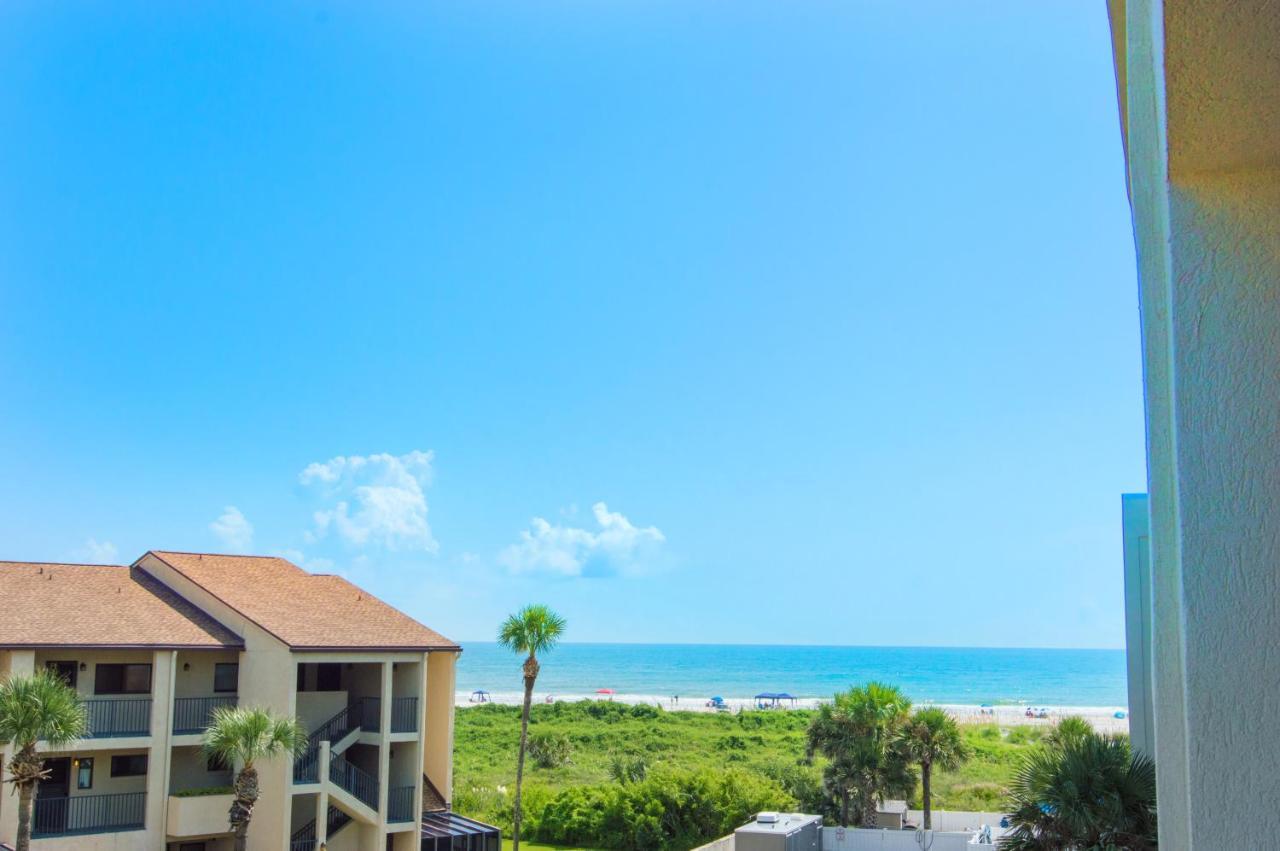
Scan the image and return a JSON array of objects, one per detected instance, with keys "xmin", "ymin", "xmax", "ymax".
[
  {"xmin": 533, "ymin": 768, "xmax": 794, "ymax": 851},
  {"xmin": 528, "ymin": 731, "xmax": 573, "ymax": 769},
  {"xmin": 173, "ymin": 785, "xmax": 234, "ymax": 797}
]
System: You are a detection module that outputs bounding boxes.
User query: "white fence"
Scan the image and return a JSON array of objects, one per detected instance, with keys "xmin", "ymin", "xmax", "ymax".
[
  {"xmin": 821, "ymin": 827, "xmax": 984, "ymax": 851},
  {"xmin": 903, "ymin": 811, "xmax": 1006, "ymax": 834}
]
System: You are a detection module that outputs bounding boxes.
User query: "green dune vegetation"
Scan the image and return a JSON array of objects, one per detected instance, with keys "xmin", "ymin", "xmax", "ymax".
[{"xmin": 453, "ymin": 699, "xmax": 1053, "ymax": 851}]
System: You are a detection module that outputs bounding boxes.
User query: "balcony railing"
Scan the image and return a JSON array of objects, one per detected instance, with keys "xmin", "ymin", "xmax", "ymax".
[
  {"xmin": 32, "ymin": 792, "xmax": 146, "ymax": 837},
  {"xmin": 173, "ymin": 695, "xmax": 238, "ymax": 734},
  {"xmin": 388, "ymin": 785, "xmax": 417, "ymax": 822},
  {"xmin": 329, "ymin": 754, "xmax": 378, "ymax": 810},
  {"xmin": 83, "ymin": 698, "xmax": 152, "ymax": 738},
  {"xmin": 356, "ymin": 696, "xmax": 380, "ymax": 732},
  {"xmin": 354, "ymin": 696, "xmax": 419, "ymax": 733},
  {"xmin": 391, "ymin": 697, "xmax": 418, "ymax": 732}
]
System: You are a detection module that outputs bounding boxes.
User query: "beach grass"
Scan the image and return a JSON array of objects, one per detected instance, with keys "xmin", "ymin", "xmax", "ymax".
[{"xmin": 454, "ymin": 701, "xmax": 1048, "ymax": 833}]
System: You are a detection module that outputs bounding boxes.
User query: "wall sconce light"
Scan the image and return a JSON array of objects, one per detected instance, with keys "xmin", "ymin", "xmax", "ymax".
[
  {"xmin": 78, "ymin": 663, "xmax": 87, "ymax": 672},
  {"xmin": 183, "ymin": 663, "xmax": 191, "ymax": 672}
]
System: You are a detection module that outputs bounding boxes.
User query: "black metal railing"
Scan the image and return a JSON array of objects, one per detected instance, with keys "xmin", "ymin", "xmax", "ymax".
[
  {"xmin": 293, "ymin": 745, "xmax": 320, "ymax": 784},
  {"xmin": 173, "ymin": 695, "xmax": 238, "ymax": 734},
  {"xmin": 388, "ymin": 785, "xmax": 416, "ymax": 822},
  {"xmin": 356, "ymin": 696, "xmax": 380, "ymax": 732},
  {"xmin": 391, "ymin": 696, "xmax": 418, "ymax": 732},
  {"xmin": 293, "ymin": 704, "xmax": 360, "ymax": 783},
  {"xmin": 289, "ymin": 805, "xmax": 353, "ymax": 851},
  {"xmin": 329, "ymin": 754, "xmax": 378, "ymax": 810},
  {"xmin": 328, "ymin": 804, "xmax": 353, "ymax": 835},
  {"xmin": 32, "ymin": 792, "xmax": 146, "ymax": 837},
  {"xmin": 83, "ymin": 698, "xmax": 152, "ymax": 738}
]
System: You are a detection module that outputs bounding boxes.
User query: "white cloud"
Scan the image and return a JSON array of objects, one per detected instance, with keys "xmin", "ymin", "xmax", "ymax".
[
  {"xmin": 499, "ymin": 502, "xmax": 665, "ymax": 577},
  {"xmin": 299, "ymin": 450, "xmax": 437, "ymax": 553},
  {"xmin": 210, "ymin": 506, "xmax": 254, "ymax": 551},
  {"xmin": 75, "ymin": 538, "xmax": 118, "ymax": 564}
]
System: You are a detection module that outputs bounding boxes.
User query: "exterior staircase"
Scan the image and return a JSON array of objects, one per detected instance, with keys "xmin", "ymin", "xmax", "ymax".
[
  {"xmin": 290, "ymin": 804, "xmax": 352, "ymax": 851},
  {"xmin": 291, "ymin": 703, "xmax": 382, "ymax": 828}
]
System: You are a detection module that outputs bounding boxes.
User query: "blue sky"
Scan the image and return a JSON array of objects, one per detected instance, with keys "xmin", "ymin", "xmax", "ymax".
[{"xmin": 0, "ymin": 1, "xmax": 1142, "ymax": 648}]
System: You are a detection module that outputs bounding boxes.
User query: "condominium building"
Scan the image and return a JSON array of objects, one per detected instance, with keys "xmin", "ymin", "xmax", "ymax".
[{"xmin": 0, "ymin": 551, "xmax": 499, "ymax": 851}]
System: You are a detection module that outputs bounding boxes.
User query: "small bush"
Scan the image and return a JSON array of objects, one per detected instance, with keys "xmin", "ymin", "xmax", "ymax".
[{"xmin": 528, "ymin": 731, "xmax": 573, "ymax": 769}]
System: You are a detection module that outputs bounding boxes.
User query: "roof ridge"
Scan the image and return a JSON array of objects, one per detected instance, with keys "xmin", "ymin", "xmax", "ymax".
[
  {"xmin": 148, "ymin": 550, "xmax": 285, "ymax": 560},
  {"xmin": 0, "ymin": 560, "xmax": 127, "ymax": 569}
]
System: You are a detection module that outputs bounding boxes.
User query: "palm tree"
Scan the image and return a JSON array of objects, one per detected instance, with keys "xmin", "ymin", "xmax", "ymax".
[
  {"xmin": 898, "ymin": 707, "xmax": 969, "ymax": 829},
  {"xmin": 806, "ymin": 682, "xmax": 914, "ymax": 827},
  {"xmin": 1002, "ymin": 731, "xmax": 1157, "ymax": 850},
  {"xmin": 1042, "ymin": 715, "xmax": 1093, "ymax": 751},
  {"xmin": 202, "ymin": 705, "xmax": 307, "ymax": 851},
  {"xmin": 498, "ymin": 604, "xmax": 566, "ymax": 851},
  {"xmin": 0, "ymin": 670, "xmax": 88, "ymax": 851}
]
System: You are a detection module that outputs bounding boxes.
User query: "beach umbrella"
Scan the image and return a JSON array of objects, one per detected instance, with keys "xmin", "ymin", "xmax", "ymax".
[{"xmin": 596, "ymin": 688, "xmax": 615, "ymax": 695}]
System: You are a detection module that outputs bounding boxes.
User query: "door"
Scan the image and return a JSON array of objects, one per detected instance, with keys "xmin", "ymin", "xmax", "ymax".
[
  {"xmin": 45, "ymin": 660, "xmax": 77, "ymax": 690},
  {"xmin": 36, "ymin": 757, "xmax": 71, "ymax": 835}
]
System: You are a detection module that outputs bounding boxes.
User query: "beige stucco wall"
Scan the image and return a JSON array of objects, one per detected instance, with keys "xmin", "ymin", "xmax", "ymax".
[
  {"xmin": 169, "ymin": 744, "xmax": 233, "ymax": 794},
  {"xmin": 1111, "ymin": 1, "xmax": 1280, "ymax": 847},
  {"xmin": 424, "ymin": 650, "xmax": 458, "ymax": 805},
  {"xmin": 137, "ymin": 553, "xmax": 297, "ymax": 851},
  {"xmin": 174, "ymin": 648, "xmax": 240, "ymax": 699}
]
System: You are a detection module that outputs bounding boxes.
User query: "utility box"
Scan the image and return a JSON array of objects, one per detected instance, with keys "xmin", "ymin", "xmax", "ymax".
[{"xmin": 734, "ymin": 813, "xmax": 822, "ymax": 851}]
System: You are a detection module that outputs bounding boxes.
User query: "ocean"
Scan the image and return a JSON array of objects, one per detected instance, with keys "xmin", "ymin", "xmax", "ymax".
[{"xmin": 455, "ymin": 643, "xmax": 1129, "ymax": 708}]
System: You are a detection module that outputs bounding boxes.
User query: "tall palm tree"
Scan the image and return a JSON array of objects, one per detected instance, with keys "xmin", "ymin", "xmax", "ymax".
[
  {"xmin": 498, "ymin": 604, "xmax": 566, "ymax": 851},
  {"xmin": 1002, "ymin": 731, "xmax": 1157, "ymax": 850},
  {"xmin": 202, "ymin": 705, "xmax": 307, "ymax": 851},
  {"xmin": 0, "ymin": 670, "xmax": 88, "ymax": 851},
  {"xmin": 806, "ymin": 682, "xmax": 914, "ymax": 827},
  {"xmin": 898, "ymin": 707, "xmax": 969, "ymax": 829}
]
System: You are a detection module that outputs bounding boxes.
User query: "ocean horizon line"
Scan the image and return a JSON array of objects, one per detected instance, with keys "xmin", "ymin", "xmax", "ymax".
[{"xmin": 453, "ymin": 639, "xmax": 1127, "ymax": 653}]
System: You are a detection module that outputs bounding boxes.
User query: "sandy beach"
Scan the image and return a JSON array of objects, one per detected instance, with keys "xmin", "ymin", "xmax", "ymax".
[{"xmin": 455, "ymin": 691, "xmax": 1130, "ymax": 735}]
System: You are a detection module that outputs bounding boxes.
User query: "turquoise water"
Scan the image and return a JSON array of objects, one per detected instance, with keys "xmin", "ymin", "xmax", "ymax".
[{"xmin": 456, "ymin": 643, "xmax": 1128, "ymax": 707}]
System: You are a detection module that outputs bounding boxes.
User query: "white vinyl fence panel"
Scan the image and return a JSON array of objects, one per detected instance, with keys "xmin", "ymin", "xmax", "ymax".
[{"xmin": 821, "ymin": 827, "xmax": 983, "ymax": 851}]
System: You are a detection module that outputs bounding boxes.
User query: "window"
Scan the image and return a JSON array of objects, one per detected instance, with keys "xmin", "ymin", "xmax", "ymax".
[
  {"xmin": 207, "ymin": 752, "xmax": 230, "ymax": 772},
  {"xmin": 94, "ymin": 663, "xmax": 152, "ymax": 695},
  {"xmin": 75, "ymin": 757, "xmax": 93, "ymax": 790},
  {"xmin": 316, "ymin": 663, "xmax": 342, "ymax": 691},
  {"xmin": 213, "ymin": 663, "xmax": 238, "ymax": 693},
  {"xmin": 45, "ymin": 660, "xmax": 77, "ymax": 689},
  {"xmin": 296, "ymin": 664, "xmax": 306, "ymax": 692},
  {"xmin": 110, "ymin": 754, "xmax": 148, "ymax": 778}
]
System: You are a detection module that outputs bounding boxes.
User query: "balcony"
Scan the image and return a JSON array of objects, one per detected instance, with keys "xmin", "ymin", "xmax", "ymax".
[
  {"xmin": 354, "ymin": 696, "xmax": 419, "ymax": 733},
  {"xmin": 173, "ymin": 695, "xmax": 237, "ymax": 734},
  {"xmin": 32, "ymin": 792, "xmax": 146, "ymax": 837},
  {"xmin": 167, "ymin": 791, "xmax": 235, "ymax": 837},
  {"xmin": 388, "ymin": 785, "xmax": 416, "ymax": 822},
  {"xmin": 83, "ymin": 698, "xmax": 151, "ymax": 738}
]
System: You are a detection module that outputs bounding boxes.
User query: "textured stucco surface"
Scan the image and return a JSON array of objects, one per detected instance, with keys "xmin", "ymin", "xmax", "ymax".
[
  {"xmin": 1114, "ymin": 1, "xmax": 1280, "ymax": 847},
  {"xmin": 1168, "ymin": 171, "xmax": 1280, "ymax": 846},
  {"xmin": 1164, "ymin": 0, "xmax": 1280, "ymax": 174}
]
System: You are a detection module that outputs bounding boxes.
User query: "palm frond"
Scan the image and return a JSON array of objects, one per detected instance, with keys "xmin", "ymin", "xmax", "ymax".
[{"xmin": 0, "ymin": 670, "xmax": 87, "ymax": 748}]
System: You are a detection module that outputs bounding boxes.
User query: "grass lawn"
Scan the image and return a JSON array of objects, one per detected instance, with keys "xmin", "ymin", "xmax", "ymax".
[{"xmin": 503, "ymin": 841, "xmax": 602, "ymax": 851}]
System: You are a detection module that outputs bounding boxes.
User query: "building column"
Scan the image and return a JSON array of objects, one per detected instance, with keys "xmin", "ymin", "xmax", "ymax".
[
  {"xmin": 317, "ymin": 741, "xmax": 331, "ymax": 846},
  {"xmin": 148, "ymin": 650, "xmax": 176, "ymax": 844},
  {"xmin": 1111, "ymin": 1, "xmax": 1280, "ymax": 847},
  {"xmin": 378, "ymin": 660, "xmax": 393, "ymax": 835}
]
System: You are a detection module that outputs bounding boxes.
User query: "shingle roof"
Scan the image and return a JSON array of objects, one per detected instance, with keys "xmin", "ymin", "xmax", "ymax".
[
  {"xmin": 0, "ymin": 562, "xmax": 244, "ymax": 649},
  {"xmin": 144, "ymin": 551, "xmax": 459, "ymax": 651}
]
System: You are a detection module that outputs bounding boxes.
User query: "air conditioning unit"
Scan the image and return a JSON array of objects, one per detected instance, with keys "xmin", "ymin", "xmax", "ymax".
[{"xmin": 735, "ymin": 813, "xmax": 822, "ymax": 851}]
